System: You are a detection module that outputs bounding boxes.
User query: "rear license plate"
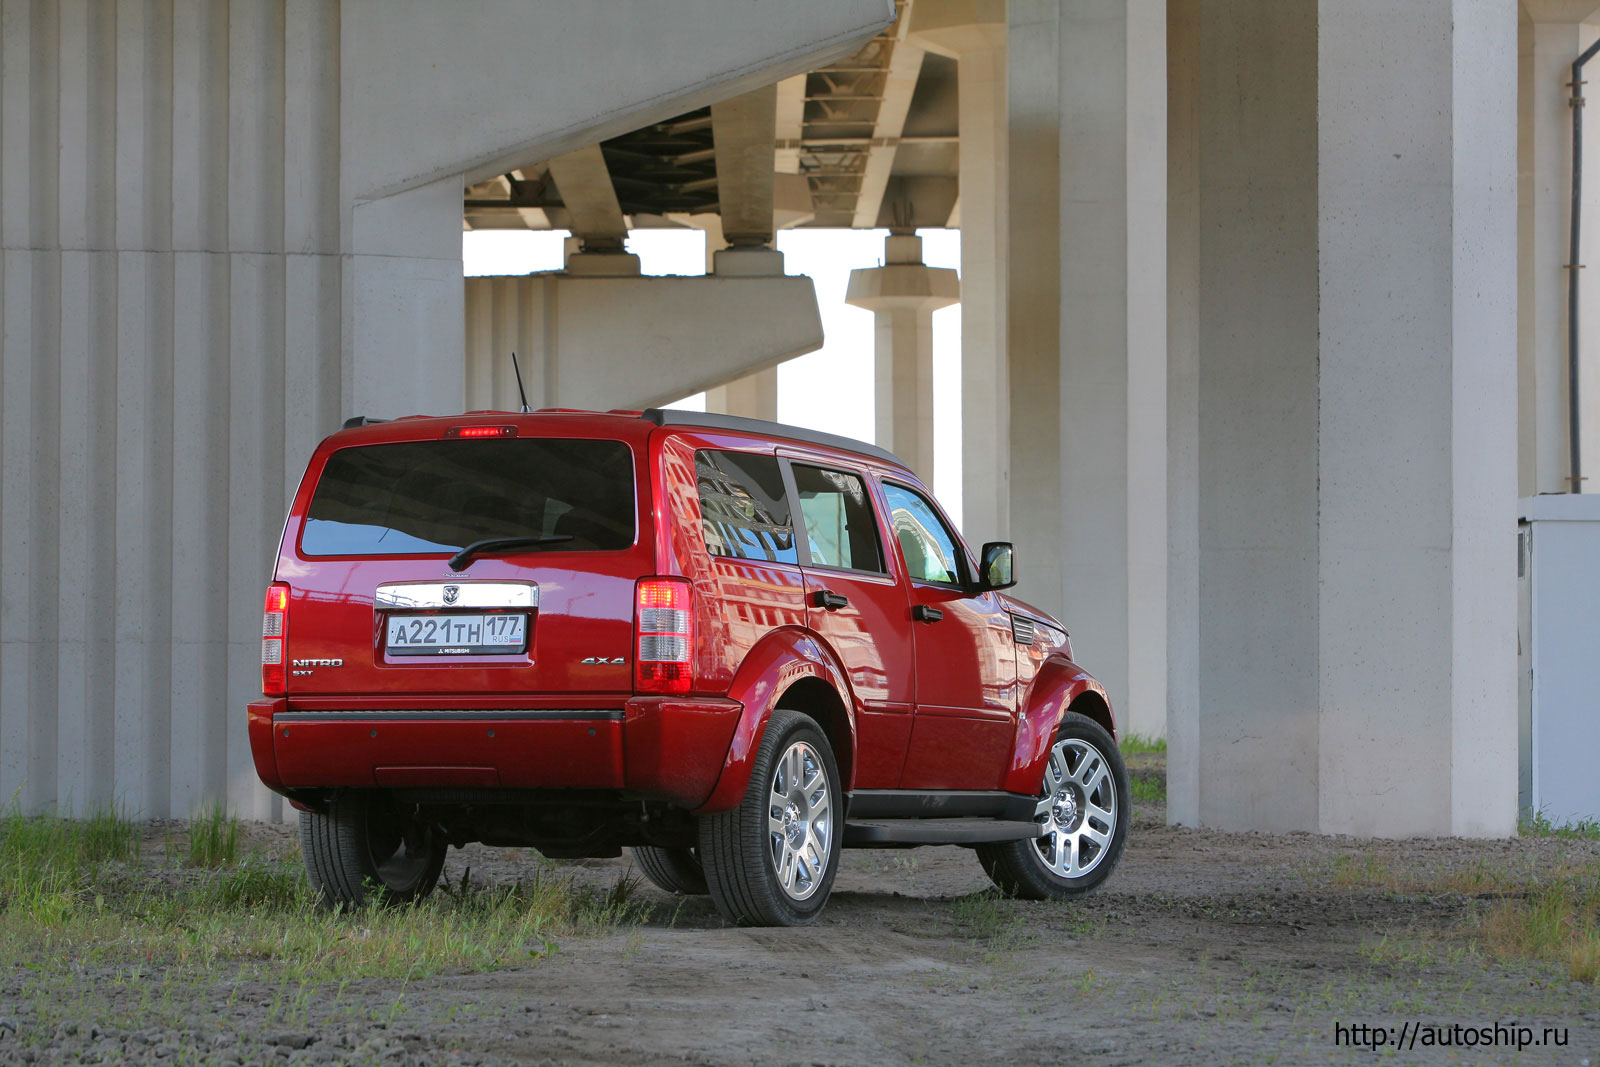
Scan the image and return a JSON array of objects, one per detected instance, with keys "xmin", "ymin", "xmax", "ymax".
[{"xmin": 385, "ymin": 613, "xmax": 527, "ymax": 656}]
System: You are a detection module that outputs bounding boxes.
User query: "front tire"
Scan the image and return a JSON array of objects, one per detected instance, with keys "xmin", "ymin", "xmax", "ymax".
[
  {"xmin": 299, "ymin": 792, "xmax": 447, "ymax": 908},
  {"xmin": 631, "ymin": 846, "xmax": 708, "ymax": 895},
  {"xmin": 698, "ymin": 710, "xmax": 842, "ymax": 926},
  {"xmin": 977, "ymin": 712, "xmax": 1129, "ymax": 900}
]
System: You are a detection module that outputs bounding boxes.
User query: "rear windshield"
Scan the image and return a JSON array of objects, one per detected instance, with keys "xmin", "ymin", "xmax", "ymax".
[{"xmin": 300, "ymin": 438, "xmax": 636, "ymax": 557}]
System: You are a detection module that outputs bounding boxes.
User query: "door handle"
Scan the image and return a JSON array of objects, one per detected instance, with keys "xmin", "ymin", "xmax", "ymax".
[
  {"xmin": 813, "ymin": 590, "xmax": 849, "ymax": 610},
  {"xmin": 912, "ymin": 604, "xmax": 944, "ymax": 623}
]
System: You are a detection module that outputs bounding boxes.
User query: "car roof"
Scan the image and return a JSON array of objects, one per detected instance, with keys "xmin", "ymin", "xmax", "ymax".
[
  {"xmin": 335, "ymin": 408, "xmax": 912, "ymax": 473},
  {"xmin": 639, "ymin": 408, "xmax": 907, "ymax": 470}
]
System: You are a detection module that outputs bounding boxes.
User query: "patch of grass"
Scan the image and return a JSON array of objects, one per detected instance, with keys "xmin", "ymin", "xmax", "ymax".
[
  {"xmin": 1329, "ymin": 851, "xmax": 1396, "ymax": 889},
  {"xmin": 951, "ymin": 890, "xmax": 1045, "ymax": 961},
  {"xmin": 186, "ymin": 804, "xmax": 240, "ymax": 868},
  {"xmin": 1, "ymin": 802, "xmax": 141, "ymax": 920},
  {"xmin": 1568, "ymin": 932, "xmax": 1600, "ymax": 984},
  {"xmin": 0, "ymin": 801, "xmax": 139, "ymax": 868},
  {"xmin": 1520, "ymin": 809, "xmax": 1600, "ymax": 840},
  {"xmin": 1477, "ymin": 861, "xmax": 1600, "ymax": 984},
  {"xmin": 1, "ymin": 808, "xmax": 655, "ymax": 987},
  {"xmin": 1361, "ymin": 934, "xmax": 1438, "ymax": 968},
  {"xmin": 1130, "ymin": 775, "xmax": 1166, "ymax": 803},
  {"xmin": 207, "ymin": 854, "xmax": 308, "ymax": 910},
  {"xmin": 1330, "ymin": 851, "xmax": 1600, "ymax": 986},
  {"xmin": 1119, "ymin": 733, "xmax": 1166, "ymax": 755}
]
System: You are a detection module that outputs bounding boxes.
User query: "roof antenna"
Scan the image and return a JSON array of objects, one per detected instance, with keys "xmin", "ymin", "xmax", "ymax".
[{"xmin": 510, "ymin": 351, "xmax": 531, "ymax": 414}]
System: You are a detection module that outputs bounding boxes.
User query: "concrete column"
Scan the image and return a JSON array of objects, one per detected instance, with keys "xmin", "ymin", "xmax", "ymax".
[
  {"xmin": 686, "ymin": 215, "xmax": 779, "ymax": 420},
  {"xmin": 680, "ymin": 213, "xmax": 775, "ymax": 416},
  {"xmin": 1169, "ymin": 0, "xmax": 1518, "ymax": 837},
  {"xmin": 1517, "ymin": 3, "xmax": 1600, "ymax": 494},
  {"xmin": 1166, "ymin": 0, "xmax": 1200, "ymax": 818},
  {"xmin": 909, "ymin": 1, "xmax": 1008, "ymax": 541},
  {"xmin": 846, "ymin": 233, "xmax": 961, "ymax": 478},
  {"xmin": 703, "ymin": 89, "xmax": 787, "ymax": 420},
  {"xmin": 1005, "ymin": 0, "xmax": 1168, "ymax": 740}
]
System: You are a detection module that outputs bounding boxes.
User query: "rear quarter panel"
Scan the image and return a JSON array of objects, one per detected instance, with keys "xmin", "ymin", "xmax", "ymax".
[{"xmin": 651, "ymin": 429, "xmax": 810, "ymax": 695}]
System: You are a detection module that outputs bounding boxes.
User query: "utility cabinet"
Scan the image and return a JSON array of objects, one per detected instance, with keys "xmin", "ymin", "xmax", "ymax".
[{"xmin": 1518, "ymin": 495, "xmax": 1600, "ymax": 825}]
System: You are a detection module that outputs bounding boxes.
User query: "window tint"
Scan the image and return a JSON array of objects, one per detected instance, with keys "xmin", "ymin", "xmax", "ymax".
[
  {"xmin": 695, "ymin": 450, "xmax": 798, "ymax": 565},
  {"xmin": 882, "ymin": 482, "xmax": 966, "ymax": 585},
  {"xmin": 302, "ymin": 439, "xmax": 634, "ymax": 556},
  {"xmin": 791, "ymin": 464, "xmax": 885, "ymax": 574}
]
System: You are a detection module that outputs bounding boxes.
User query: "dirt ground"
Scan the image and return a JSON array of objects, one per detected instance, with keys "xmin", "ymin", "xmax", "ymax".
[{"xmin": 5, "ymin": 777, "xmax": 1600, "ymax": 1066}]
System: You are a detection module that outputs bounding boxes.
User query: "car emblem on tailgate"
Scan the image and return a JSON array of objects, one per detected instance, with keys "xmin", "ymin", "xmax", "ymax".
[
  {"xmin": 581, "ymin": 656, "xmax": 626, "ymax": 665},
  {"xmin": 443, "ymin": 584, "xmax": 460, "ymax": 605}
]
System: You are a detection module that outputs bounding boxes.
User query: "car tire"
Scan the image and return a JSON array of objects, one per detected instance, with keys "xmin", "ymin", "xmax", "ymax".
[
  {"xmin": 977, "ymin": 712, "xmax": 1129, "ymax": 900},
  {"xmin": 631, "ymin": 846, "xmax": 709, "ymax": 895},
  {"xmin": 698, "ymin": 709, "xmax": 842, "ymax": 926},
  {"xmin": 299, "ymin": 791, "xmax": 447, "ymax": 908}
]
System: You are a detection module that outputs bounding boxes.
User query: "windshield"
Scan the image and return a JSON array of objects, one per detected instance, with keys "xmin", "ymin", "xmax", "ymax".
[{"xmin": 300, "ymin": 438, "xmax": 635, "ymax": 557}]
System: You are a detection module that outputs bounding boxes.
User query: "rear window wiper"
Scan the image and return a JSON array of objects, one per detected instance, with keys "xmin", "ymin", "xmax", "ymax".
[{"xmin": 447, "ymin": 535, "xmax": 573, "ymax": 572}]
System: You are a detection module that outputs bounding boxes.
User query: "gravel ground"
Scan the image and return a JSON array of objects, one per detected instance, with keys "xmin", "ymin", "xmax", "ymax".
[{"xmin": 4, "ymin": 781, "xmax": 1600, "ymax": 1066}]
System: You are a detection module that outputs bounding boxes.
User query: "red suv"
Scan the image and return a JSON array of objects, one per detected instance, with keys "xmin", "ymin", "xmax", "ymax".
[{"xmin": 249, "ymin": 408, "xmax": 1128, "ymax": 925}]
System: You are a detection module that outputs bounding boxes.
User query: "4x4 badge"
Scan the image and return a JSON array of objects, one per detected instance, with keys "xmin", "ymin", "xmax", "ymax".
[
  {"xmin": 443, "ymin": 584, "xmax": 460, "ymax": 605},
  {"xmin": 581, "ymin": 656, "xmax": 626, "ymax": 665}
]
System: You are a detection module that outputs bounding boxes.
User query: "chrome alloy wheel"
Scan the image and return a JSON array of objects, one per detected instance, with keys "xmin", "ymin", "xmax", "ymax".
[
  {"xmin": 766, "ymin": 739, "xmax": 832, "ymax": 900},
  {"xmin": 1032, "ymin": 736, "xmax": 1117, "ymax": 879}
]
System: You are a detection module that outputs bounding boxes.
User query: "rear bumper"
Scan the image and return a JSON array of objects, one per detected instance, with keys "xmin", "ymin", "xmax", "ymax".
[{"xmin": 248, "ymin": 695, "xmax": 742, "ymax": 810}]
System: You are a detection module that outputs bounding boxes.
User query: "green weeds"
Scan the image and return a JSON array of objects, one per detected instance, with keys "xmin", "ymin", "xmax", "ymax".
[
  {"xmin": 1119, "ymin": 733, "xmax": 1166, "ymax": 755},
  {"xmin": 1, "ymin": 809, "xmax": 653, "ymax": 989},
  {"xmin": 1520, "ymin": 809, "xmax": 1600, "ymax": 841},
  {"xmin": 0, "ymin": 801, "xmax": 140, "ymax": 920},
  {"xmin": 186, "ymin": 803, "xmax": 241, "ymax": 867},
  {"xmin": 1320, "ymin": 846, "xmax": 1600, "ymax": 986},
  {"xmin": 1130, "ymin": 775, "xmax": 1167, "ymax": 803},
  {"xmin": 1478, "ymin": 861, "xmax": 1600, "ymax": 984}
]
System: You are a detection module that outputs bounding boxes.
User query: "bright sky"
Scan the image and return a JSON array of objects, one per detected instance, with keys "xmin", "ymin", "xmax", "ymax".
[{"xmin": 462, "ymin": 228, "xmax": 965, "ymax": 528}]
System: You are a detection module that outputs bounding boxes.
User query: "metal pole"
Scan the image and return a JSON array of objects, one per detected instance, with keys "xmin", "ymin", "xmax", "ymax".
[{"xmin": 1567, "ymin": 39, "xmax": 1600, "ymax": 492}]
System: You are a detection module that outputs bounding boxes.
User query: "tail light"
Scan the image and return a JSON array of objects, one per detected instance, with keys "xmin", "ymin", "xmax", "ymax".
[
  {"xmin": 635, "ymin": 577, "xmax": 693, "ymax": 694},
  {"xmin": 262, "ymin": 582, "xmax": 289, "ymax": 696}
]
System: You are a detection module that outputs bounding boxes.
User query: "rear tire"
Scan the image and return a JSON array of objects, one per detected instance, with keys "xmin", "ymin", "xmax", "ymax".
[
  {"xmin": 299, "ymin": 791, "xmax": 446, "ymax": 908},
  {"xmin": 631, "ymin": 846, "xmax": 708, "ymax": 895},
  {"xmin": 698, "ymin": 710, "xmax": 841, "ymax": 926},
  {"xmin": 977, "ymin": 712, "xmax": 1129, "ymax": 900}
]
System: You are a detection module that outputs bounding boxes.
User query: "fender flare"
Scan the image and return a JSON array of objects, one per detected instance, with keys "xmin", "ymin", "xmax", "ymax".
[
  {"xmin": 1000, "ymin": 656, "xmax": 1115, "ymax": 796},
  {"xmin": 693, "ymin": 627, "xmax": 856, "ymax": 814}
]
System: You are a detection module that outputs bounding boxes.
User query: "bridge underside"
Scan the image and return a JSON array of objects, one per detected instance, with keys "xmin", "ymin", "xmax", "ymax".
[{"xmin": 0, "ymin": 0, "xmax": 1579, "ymax": 840}]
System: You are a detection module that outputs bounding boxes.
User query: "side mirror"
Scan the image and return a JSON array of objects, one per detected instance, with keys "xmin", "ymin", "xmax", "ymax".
[{"xmin": 977, "ymin": 541, "xmax": 1016, "ymax": 591}]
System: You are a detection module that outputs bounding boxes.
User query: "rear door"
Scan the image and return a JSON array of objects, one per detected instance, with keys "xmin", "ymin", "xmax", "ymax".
[
  {"xmin": 280, "ymin": 427, "xmax": 647, "ymax": 699},
  {"xmin": 783, "ymin": 457, "xmax": 915, "ymax": 789},
  {"xmin": 878, "ymin": 479, "xmax": 1017, "ymax": 790}
]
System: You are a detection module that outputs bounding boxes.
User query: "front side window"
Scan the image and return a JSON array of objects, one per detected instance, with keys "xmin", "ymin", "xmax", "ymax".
[
  {"xmin": 882, "ymin": 482, "xmax": 966, "ymax": 585},
  {"xmin": 301, "ymin": 438, "xmax": 635, "ymax": 556},
  {"xmin": 791, "ymin": 464, "xmax": 885, "ymax": 574},
  {"xmin": 695, "ymin": 449, "xmax": 798, "ymax": 564}
]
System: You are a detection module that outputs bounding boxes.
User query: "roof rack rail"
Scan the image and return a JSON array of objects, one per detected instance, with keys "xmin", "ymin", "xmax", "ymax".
[
  {"xmin": 639, "ymin": 408, "xmax": 905, "ymax": 469},
  {"xmin": 341, "ymin": 415, "xmax": 392, "ymax": 430}
]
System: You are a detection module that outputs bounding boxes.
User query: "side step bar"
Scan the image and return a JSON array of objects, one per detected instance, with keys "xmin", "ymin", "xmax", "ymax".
[{"xmin": 843, "ymin": 818, "xmax": 1043, "ymax": 847}]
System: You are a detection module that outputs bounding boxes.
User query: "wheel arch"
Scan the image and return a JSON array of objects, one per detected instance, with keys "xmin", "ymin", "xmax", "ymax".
[
  {"xmin": 1001, "ymin": 656, "xmax": 1117, "ymax": 796},
  {"xmin": 1066, "ymin": 687, "xmax": 1115, "ymax": 740},
  {"xmin": 693, "ymin": 628, "xmax": 857, "ymax": 814},
  {"xmin": 770, "ymin": 675, "xmax": 854, "ymax": 792}
]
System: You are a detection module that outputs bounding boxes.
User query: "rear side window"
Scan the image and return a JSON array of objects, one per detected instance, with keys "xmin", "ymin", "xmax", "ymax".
[
  {"xmin": 694, "ymin": 450, "xmax": 798, "ymax": 565},
  {"xmin": 301, "ymin": 439, "xmax": 635, "ymax": 556},
  {"xmin": 791, "ymin": 464, "xmax": 885, "ymax": 574}
]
